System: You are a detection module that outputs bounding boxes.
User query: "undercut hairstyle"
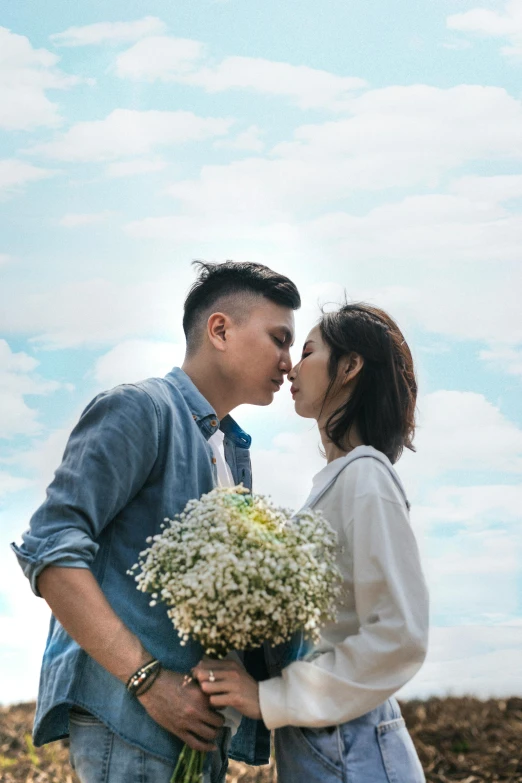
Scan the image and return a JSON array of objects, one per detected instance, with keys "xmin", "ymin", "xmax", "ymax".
[
  {"xmin": 183, "ymin": 261, "xmax": 301, "ymax": 352},
  {"xmin": 319, "ymin": 303, "xmax": 417, "ymax": 464}
]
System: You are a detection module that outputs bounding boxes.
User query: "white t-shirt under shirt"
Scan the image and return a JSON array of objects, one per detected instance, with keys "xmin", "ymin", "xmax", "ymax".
[
  {"xmin": 208, "ymin": 427, "xmax": 242, "ymax": 735},
  {"xmin": 258, "ymin": 445, "xmax": 429, "ymax": 730},
  {"xmin": 209, "ymin": 429, "xmax": 234, "ymax": 488}
]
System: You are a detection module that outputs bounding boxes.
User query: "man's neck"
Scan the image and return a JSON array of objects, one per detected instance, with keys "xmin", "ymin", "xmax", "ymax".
[{"xmin": 181, "ymin": 357, "xmax": 235, "ymax": 421}]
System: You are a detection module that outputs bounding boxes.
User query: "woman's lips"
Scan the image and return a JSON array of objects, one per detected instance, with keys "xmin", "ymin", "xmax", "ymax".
[{"xmin": 290, "ymin": 386, "xmax": 299, "ymax": 397}]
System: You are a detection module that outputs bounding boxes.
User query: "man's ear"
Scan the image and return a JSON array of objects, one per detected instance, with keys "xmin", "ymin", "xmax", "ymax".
[
  {"xmin": 207, "ymin": 312, "xmax": 229, "ymax": 352},
  {"xmin": 340, "ymin": 352, "xmax": 364, "ymax": 386}
]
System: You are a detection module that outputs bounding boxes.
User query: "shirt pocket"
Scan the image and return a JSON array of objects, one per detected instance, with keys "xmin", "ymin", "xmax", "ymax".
[{"xmin": 376, "ymin": 717, "xmax": 425, "ymax": 783}]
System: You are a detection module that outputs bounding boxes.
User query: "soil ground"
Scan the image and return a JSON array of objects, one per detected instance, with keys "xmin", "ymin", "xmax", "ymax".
[{"xmin": 1, "ymin": 697, "xmax": 521, "ymax": 782}]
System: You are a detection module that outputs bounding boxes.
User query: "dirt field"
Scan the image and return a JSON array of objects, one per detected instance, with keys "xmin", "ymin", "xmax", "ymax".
[{"xmin": 1, "ymin": 697, "xmax": 521, "ymax": 782}]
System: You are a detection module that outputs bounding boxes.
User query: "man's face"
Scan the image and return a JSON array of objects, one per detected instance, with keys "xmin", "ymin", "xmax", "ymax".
[{"xmin": 224, "ymin": 299, "xmax": 295, "ymax": 407}]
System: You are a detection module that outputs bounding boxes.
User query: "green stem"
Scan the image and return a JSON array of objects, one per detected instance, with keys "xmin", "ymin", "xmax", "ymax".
[{"xmin": 170, "ymin": 744, "xmax": 206, "ymax": 783}]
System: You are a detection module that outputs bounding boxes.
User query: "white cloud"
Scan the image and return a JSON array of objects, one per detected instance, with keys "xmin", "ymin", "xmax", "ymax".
[
  {"xmin": 128, "ymin": 86, "xmax": 522, "ymax": 229},
  {"xmin": 401, "ymin": 270, "xmax": 522, "ymax": 345},
  {"xmin": 0, "ymin": 277, "xmax": 189, "ymax": 349},
  {"xmin": 93, "ymin": 340, "xmax": 186, "ymax": 389},
  {"xmin": 214, "ymin": 125, "xmax": 265, "ymax": 153},
  {"xmin": 447, "ymin": 0, "xmax": 522, "ymax": 60},
  {"xmin": 252, "ymin": 429, "xmax": 324, "ymax": 510},
  {"xmin": 0, "ymin": 509, "xmax": 52, "ymax": 706},
  {"xmin": 305, "ymin": 192, "xmax": 522, "ymax": 263},
  {"xmin": 105, "ymin": 158, "xmax": 167, "ymax": 178},
  {"xmin": 0, "ymin": 26, "xmax": 84, "ymax": 131},
  {"xmin": 398, "ymin": 625, "xmax": 522, "ymax": 700},
  {"xmin": 242, "ymin": 388, "xmax": 522, "ymax": 513},
  {"xmin": 125, "ymin": 214, "xmax": 297, "ymax": 244},
  {"xmin": 450, "ymin": 173, "xmax": 522, "ymax": 202},
  {"xmin": 415, "ymin": 484, "xmax": 522, "ymax": 532},
  {"xmin": 26, "ymin": 109, "xmax": 232, "ymax": 162},
  {"xmin": 50, "ymin": 16, "xmax": 167, "ymax": 47},
  {"xmin": 441, "ymin": 39, "xmax": 473, "ymax": 50},
  {"xmin": 116, "ymin": 37, "xmax": 366, "ymax": 110},
  {"xmin": 0, "ymin": 471, "xmax": 33, "ymax": 498},
  {"xmin": 314, "ymin": 267, "xmax": 522, "ymax": 349},
  {"xmin": 479, "ymin": 343, "xmax": 522, "ymax": 376},
  {"xmin": 0, "ymin": 340, "xmax": 61, "ymax": 438},
  {"xmin": 115, "ymin": 36, "xmax": 206, "ymax": 80},
  {"xmin": 0, "ymin": 253, "xmax": 12, "ymax": 265},
  {"xmin": 59, "ymin": 211, "xmax": 113, "ymax": 227},
  {"xmin": 10, "ymin": 425, "xmax": 77, "ymax": 497},
  {"xmin": 404, "ymin": 390, "xmax": 522, "ymax": 478},
  {"xmin": 0, "ymin": 159, "xmax": 55, "ymax": 198}
]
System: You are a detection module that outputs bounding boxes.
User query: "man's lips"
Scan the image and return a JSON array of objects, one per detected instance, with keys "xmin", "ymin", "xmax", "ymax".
[{"xmin": 271, "ymin": 379, "xmax": 284, "ymax": 390}]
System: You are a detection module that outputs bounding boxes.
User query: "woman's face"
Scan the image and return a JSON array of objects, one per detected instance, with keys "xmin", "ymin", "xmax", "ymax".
[{"xmin": 289, "ymin": 325, "xmax": 336, "ymax": 420}]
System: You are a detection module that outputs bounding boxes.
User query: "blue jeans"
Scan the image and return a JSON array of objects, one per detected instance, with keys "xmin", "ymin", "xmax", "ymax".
[
  {"xmin": 274, "ymin": 697, "xmax": 425, "ymax": 783},
  {"xmin": 69, "ymin": 709, "xmax": 230, "ymax": 783}
]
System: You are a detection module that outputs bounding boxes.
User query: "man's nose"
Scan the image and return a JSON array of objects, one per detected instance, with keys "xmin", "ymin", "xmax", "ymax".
[{"xmin": 280, "ymin": 350, "xmax": 293, "ymax": 374}]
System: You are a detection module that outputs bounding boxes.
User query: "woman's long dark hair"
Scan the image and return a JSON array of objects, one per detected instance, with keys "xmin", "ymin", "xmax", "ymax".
[{"xmin": 319, "ymin": 303, "xmax": 417, "ymax": 464}]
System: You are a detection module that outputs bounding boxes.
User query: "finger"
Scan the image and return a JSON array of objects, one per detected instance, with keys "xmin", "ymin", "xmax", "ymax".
[
  {"xmin": 190, "ymin": 720, "xmax": 221, "ymax": 742},
  {"xmin": 200, "ymin": 709, "xmax": 225, "ymax": 728},
  {"xmin": 199, "ymin": 680, "xmax": 234, "ymax": 695},
  {"xmin": 180, "ymin": 731, "xmax": 217, "ymax": 753},
  {"xmin": 197, "ymin": 659, "xmax": 239, "ymax": 672},
  {"xmin": 192, "ymin": 668, "xmax": 228, "ymax": 687},
  {"xmin": 209, "ymin": 693, "xmax": 238, "ymax": 709}
]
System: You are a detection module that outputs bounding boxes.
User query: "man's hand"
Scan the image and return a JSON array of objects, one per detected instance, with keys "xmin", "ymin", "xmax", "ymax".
[
  {"xmin": 139, "ymin": 669, "xmax": 224, "ymax": 752},
  {"xmin": 192, "ymin": 659, "xmax": 261, "ymax": 720},
  {"xmin": 37, "ymin": 568, "xmax": 224, "ymax": 751}
]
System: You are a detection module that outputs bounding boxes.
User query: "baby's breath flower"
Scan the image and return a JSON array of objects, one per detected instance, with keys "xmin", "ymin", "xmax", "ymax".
[{"xmin": 131, "ymin": 485, "xmax": 341, "ymax": 658}]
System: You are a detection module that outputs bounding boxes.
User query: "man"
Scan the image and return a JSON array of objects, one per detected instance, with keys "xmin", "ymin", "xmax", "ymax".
[{"xmin": 12, "ymin": 261, "xmax": 301, "ymax": 783}]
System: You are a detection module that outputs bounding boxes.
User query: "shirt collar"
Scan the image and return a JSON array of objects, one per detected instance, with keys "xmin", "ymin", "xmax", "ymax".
[{"xmin": 166, "ymin": 367, "xmax": 252, "ymax": 448}]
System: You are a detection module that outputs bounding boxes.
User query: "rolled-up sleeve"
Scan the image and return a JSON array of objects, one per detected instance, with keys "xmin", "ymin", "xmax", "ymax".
[
  {"xmin": 11, "ymin": 384, "xmax": 159, "ymax": 596},
  {"xmin": 259, "ymin": 490, "xmax": 429, "ymax": 729}
]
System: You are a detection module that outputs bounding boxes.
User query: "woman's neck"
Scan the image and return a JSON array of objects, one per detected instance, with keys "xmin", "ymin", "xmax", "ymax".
[{"xmin": 319, "ymin": 422, "xmax": 364, "ymax": 464}]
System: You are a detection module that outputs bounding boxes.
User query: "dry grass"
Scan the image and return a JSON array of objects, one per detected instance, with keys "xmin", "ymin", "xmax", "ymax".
[{"xmin": 1, "ymin": 698, "xmax": 521, "ymax": 782}]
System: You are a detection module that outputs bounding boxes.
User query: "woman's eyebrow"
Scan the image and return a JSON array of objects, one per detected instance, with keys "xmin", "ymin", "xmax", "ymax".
[{"xmin": 302, "ymin": 340, "xmax": 315, "ymax": 350}]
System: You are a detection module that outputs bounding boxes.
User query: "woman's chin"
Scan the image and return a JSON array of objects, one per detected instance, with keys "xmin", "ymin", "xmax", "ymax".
[{"xmin": 293, "ymin": 400, "xmax": 314, "ymax": 419}]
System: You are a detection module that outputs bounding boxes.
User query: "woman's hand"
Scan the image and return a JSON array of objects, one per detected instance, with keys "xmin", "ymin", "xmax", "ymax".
[{"xmin": 192, "ymin": 659, "xmax": 262, "ymax": 720}]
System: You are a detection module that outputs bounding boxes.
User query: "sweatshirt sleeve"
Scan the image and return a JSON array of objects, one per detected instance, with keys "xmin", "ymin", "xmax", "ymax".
[{"xmin": 258, "ymin": 479, "xmax": 429, "ymax": 729}]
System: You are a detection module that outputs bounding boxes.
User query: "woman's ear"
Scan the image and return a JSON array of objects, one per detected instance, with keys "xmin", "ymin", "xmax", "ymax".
[{"xmin": 341, "ymin": 352, "xmax": 364, "ymax": 386}]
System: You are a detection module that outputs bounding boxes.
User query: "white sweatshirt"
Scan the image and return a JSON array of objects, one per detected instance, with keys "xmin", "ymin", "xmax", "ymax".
[{"xmin": 258, "ymin": 445, "xmax": 429, "ymax": 730}]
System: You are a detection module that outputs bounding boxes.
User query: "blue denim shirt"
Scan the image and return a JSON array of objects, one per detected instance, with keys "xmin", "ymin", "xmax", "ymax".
[{"xmin": 12, "ymin": 368, "xmax": 300, "ymax": 765}]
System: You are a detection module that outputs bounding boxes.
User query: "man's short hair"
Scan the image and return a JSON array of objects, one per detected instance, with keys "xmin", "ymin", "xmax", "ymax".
[{"xmin": 183, "ymin": 261, "xmax": 301, "ymax": 352}]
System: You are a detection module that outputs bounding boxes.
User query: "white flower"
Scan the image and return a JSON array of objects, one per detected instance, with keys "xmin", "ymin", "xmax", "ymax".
[{"xmin": 132, "ymin": 485, "xmax": 341, "ymax": 657}]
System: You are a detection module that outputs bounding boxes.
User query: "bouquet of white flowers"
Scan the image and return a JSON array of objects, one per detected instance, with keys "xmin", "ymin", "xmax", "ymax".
[{"xmin": 131, "ymin": 485, "xmax": 340, "ymax": 782}]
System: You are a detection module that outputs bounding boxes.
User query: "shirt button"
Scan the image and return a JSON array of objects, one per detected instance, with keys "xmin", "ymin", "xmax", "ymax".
[
  {"xmin": 210, "ymin": 419, "xmax": 217, "ymax": 427},
  {"xmin": 212, "ymin": 457, "xmax": 217, "ymax": 464},
  {"xmin": 192, "ymin": 414, "xmax": 197, "ymax": 420}
]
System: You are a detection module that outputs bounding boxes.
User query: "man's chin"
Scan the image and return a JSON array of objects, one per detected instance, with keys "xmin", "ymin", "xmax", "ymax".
[{"xmin": 244, "ymin": 390, "xmax": 275, "ymax": 407}]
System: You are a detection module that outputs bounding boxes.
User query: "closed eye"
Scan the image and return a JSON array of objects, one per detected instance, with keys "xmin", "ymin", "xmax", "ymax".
[{"xmin": 301, "ymin": 352, "xmax": 312, "ymax": 360}]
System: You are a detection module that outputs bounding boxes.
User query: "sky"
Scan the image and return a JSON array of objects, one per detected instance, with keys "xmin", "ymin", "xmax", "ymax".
[{"xmin": 1, "ymin": 0, "xmax": 522, "ymax": 706}]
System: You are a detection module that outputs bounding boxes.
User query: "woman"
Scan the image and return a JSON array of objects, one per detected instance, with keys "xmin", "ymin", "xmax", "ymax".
[{"xmin": 194, "ymin": 303, "xmax": 429, "ymax": 782}]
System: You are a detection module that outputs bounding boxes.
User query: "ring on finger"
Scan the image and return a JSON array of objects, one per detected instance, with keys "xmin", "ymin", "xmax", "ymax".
[{"xmin": 208, "ymin": 669, "xmax": 216, "ymax": 683}]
